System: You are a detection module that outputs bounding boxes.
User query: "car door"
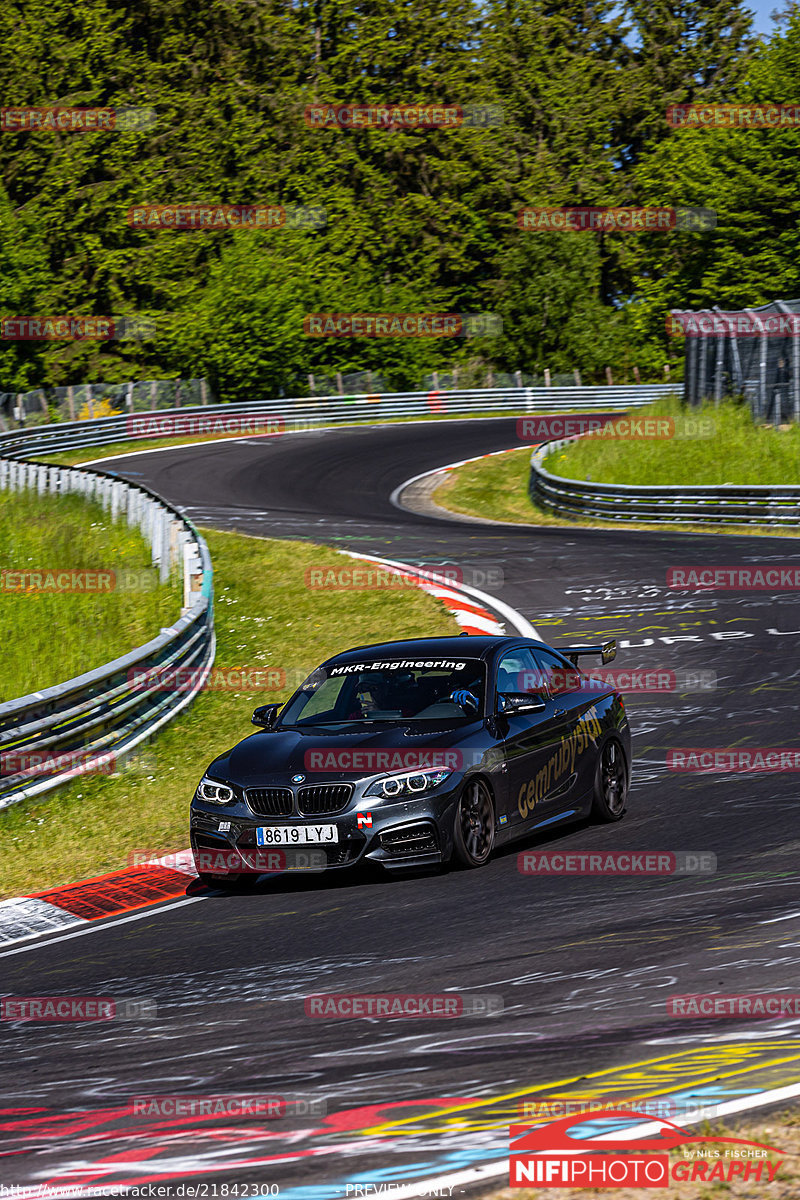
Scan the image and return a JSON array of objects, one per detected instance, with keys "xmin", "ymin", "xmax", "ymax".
[
  {"xmin": 495, "ymin": 647, "xmax": 574, "ymax": 834},
  {"xmin": 527, "ymin": 645, "xmax": 593, "ymax": 811}
]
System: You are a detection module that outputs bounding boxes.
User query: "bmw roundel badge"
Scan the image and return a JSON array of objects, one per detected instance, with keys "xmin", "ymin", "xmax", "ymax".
[{"xmin": 291, "ymin": 773, "xmax": 306, "ymax": 784}]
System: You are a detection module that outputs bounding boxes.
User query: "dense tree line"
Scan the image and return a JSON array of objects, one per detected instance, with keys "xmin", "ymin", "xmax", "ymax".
[{"xmin": 1, "ymin": 0, "xmax": 797, "ymax": 400}]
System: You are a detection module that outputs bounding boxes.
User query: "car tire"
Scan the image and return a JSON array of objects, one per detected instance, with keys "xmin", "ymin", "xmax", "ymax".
[
  {"xmin": 452, "ymin": 778, "xmax": 496, "ymax": 868},
  {"xmin": 591, "ymin": 737, "xmax": 628, "ymax": 822}
]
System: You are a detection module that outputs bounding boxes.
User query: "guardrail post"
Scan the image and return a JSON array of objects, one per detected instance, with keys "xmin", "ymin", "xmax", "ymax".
[
  {"xmin": 183, "ymin": 541, "xmax": 202, "ymax": 609},
  {"xmin": 158, "ymin": 511, "xmax": 170, "ymax": 581}
]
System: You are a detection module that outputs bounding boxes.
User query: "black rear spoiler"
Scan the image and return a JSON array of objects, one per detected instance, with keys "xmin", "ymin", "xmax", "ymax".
[{"xmin": 560, "ymin": 639, "xmax": 617, "ymax": 667}]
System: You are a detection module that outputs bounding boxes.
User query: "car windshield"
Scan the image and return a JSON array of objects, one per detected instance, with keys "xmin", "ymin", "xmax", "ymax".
[{"xmin": 279, "ymin": 658, "xmax": 486, "ymax": 725}]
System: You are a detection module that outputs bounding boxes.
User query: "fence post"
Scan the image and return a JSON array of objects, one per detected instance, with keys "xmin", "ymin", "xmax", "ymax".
[
  {"xmin": 573, "ymin": 368, "xmax": 582, "ymax": 387},
  {"xmin": 150, "ymin": 380, "xmax": 158, "ymax": 410},
  {"xmin": 67, "ymin": 385, "xmax": 75, "ymax": 421},
  {"xmin": 605, "ymin": 367, "xmax": 613, "ymax": 386},
  {"xmin": 697, "ymin": 334, "xmax": 707, "ymax": 405},
  {"xmin": 544, "ymin": 368, "xmax": 551, "ymax": 388},
  {"xmin": 336, "ymin": 372, "xmax": 343, "ymax": 395}
]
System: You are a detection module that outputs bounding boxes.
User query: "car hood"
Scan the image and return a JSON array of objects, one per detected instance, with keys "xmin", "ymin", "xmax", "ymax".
[{"xmin": 208, "ymin": 721, "xmax": 486, "ymax": 785}]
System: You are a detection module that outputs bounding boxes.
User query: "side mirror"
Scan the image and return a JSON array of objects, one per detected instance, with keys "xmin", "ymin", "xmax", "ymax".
[
  {"xmin": 252, "ymin": 703, "xmax": 280, "ymax": 729},
  {"xmin": 498, "ymin": 692, "xmax": 547, "ymax": 715}
]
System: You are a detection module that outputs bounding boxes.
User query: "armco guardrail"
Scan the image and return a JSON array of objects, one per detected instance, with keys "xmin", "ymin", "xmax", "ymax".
[
  {"xmin": 530, "ymin": 438, "xmax": 800, "ymax": 527},
  {"xmin": 0, "ymin": 384, "xmax": 676, "ymax": 458},
  {"xmin": 0, "ymin": 460, "xmax": 214, "ymax": 810}
]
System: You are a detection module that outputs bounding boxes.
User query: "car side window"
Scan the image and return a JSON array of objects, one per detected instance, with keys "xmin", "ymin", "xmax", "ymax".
[
  {"xmin": 496, "ymin": 649, "xmax": 544, "ymax": 697},
  {"xmin": 529, "ymin": 647, "xmax": 580, "ymax": 697}
]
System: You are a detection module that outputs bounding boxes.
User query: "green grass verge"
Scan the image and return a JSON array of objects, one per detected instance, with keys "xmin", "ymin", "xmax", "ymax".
[
  {"xmin": 0, "ymin": 489, "xmax": 180, "ymax": 701},
  {"xmin": 432, "ymin": 398, "xmax": 799, "ymax": 536},
  {"xmin": 545, "ymin": 397, "xmax": 800, "ymax": 486},
  {"xmin": 0, "ymin": 530, "xmax": 457, "ymax": 898}
]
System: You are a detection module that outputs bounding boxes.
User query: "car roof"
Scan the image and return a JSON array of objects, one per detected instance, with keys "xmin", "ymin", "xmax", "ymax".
[{"xmin": 323, "ymin": 635, "xmax": 530, "ymax": 666}]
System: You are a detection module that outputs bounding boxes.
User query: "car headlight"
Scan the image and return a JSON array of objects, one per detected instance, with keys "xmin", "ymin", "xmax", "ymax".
[
  {"xmin": 365, "ymin": 767, "xmax": 452, "ymax": 799},
  {"xmin": 196, "ymin": 776, "xmax": 235, "ymax": 805}
]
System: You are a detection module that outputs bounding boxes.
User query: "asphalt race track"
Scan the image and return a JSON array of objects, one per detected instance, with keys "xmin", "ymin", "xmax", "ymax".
[{"xmin": 3, "ymin": 418, "xmax": 800, "ymax": 1197}]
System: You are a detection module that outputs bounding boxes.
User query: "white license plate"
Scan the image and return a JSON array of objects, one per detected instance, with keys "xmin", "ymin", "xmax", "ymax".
[{"xmin": 256, "ymin": 825, "xmax": 338, "ymax": 845}]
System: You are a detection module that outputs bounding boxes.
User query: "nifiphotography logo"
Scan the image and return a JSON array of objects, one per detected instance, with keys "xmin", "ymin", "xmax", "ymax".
[{"xmin": 509, "ymin": 1111, "xmax": 784, "ymax": 1187}]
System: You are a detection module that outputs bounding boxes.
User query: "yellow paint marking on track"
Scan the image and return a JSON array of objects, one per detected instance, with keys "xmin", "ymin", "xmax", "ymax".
[{"xmin": 360, "ymin": 1041, "xmax": 800, "ymax": 1137}]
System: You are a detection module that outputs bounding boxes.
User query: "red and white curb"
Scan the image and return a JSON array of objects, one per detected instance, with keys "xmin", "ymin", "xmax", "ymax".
[
  {"xmin": 341, "ymin": 549, "xmax": 538, "ymax": 638},
  {"xmin": 0, "ymin": 553, "xmax": 535, "ymax": 949},
  {"xmin": 0, "ymin": 851, "xmax": 198, "ymax": 948},
  {"xmin": 388, "ymin": 447, "xmax": 519, "ymax": 508}
]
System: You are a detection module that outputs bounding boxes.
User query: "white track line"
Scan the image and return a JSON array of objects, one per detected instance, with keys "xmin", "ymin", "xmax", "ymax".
[{"xmin": 0, "ymin": 896, "xmax": 208, "ymax": 958}]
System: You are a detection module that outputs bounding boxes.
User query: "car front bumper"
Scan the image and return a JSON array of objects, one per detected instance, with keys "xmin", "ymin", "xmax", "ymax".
[{"xmin": 189, "ymin": 784, "xmax": 462, "ymax": 875}]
